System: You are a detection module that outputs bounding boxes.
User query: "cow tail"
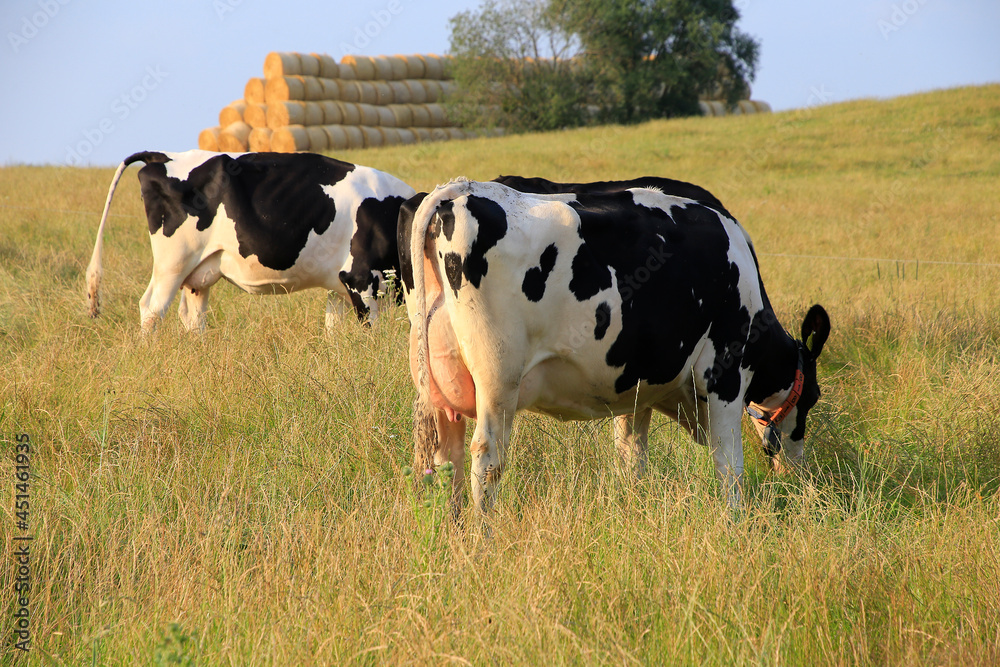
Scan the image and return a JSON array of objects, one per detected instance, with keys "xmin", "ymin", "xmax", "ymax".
[
  {"xmin": 86, "ymin": 151, "xmax": 166, "ymax": 318},
  {"xmin": 86, "ymin": 160, "xmax": 131, "ymax": 318},
  {"xmin": 409, "ymin": 177, "xmax": 471, "ymax": 396}
]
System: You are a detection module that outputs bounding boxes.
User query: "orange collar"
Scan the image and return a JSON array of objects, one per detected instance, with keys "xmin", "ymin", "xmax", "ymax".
[{"xmin": 746, "ymin": 355, "xmax": 805, "ymax": 428}]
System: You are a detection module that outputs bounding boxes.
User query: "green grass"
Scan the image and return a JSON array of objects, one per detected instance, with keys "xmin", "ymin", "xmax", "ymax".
[{"xmin": 2, "ymin": 84, "xmax": 1000, "ymax": 664}]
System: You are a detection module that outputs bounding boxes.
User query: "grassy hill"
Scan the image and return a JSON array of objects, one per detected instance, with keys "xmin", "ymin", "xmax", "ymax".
[{"xmin": 1, "ymin": 85, "xmax": 999, "ymax": 664}]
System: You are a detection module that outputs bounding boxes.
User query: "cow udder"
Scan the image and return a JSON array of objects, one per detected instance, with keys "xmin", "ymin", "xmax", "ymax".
[{"xmin": 410, "ymin": 303, "xmax": 477, "ymax": 421}]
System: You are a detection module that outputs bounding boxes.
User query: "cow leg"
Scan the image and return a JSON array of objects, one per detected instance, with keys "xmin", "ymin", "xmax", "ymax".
[
  {"xmin": 413, "ymin": 394, "xmax": 467, "ymax": 514},
  {"xmin": 138, "ymin": 274, "xmax": 186, "ymax": 333},
  {"xmin": 469, "ymin": 394, "xmax": 517, "ymax": 514},
  {"xmin": 179, "ymin": 285, "xmax": 212, "ymax": 332},
  {"xmin": 178, "ymin": 253, "xmax": 221, "ymax": 332},
  {"xmin": 325, "ymin": 291, "xmax": 349, "ymax": 333},
  {"xmin": 613, "ymin": 409, "xmax": 652, "ymax": 479},
  {"xmin": 703, "ymin": 398, "xmax": 746, "ymax": 510}
]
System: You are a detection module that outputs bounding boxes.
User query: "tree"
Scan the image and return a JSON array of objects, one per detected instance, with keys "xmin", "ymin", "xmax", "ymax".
[
  {"xmin": 447, "ymin": 0, "xmax": 759, "ymax": 131},
  {"xmin": 447, "ymin": 0, "xmax": 590, "ymax": 133},
  {"xmin": 562, "ymin": 0, "xmax": 759, "ymax": 123}
]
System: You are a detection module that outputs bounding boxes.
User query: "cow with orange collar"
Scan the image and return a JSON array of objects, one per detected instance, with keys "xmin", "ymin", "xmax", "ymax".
[{"xmin": 399, "ymin": 177, "xmax": 830, "ymax": 511}]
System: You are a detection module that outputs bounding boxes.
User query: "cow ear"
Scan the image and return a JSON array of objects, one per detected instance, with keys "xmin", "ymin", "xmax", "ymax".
[{"xmin": 801, "ymin": 304, "xmax": 830, "ymax": 358}]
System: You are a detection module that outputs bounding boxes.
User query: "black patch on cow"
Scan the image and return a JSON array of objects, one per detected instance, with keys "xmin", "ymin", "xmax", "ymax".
[
  {"xmin": 444, "ymin": 252, "xmax": 464, "ymax": 296},
  {"xmin": 558, "ymin": 192, "xmax": 753, "ymax": 401},
  {"xmin": 439, "ymin": 200, "xmax": 456, "ymax": 241},
  {"xmin": 594, "ymin": 302, "xmax": 611, "ymax": 340},
  {"xmin": 461, "ymin": 195, "xmax": 507, "ymax": 288},
  {"xmin": 338, "ymin": 194, "xmax": 407, "ymax": 318},
  {"xmin": 521, "ymin": 243, "xmax": 558, "ymax": 302},
  {"xmin": 568, "ymin": 243, "xmax": 613, "ymax": 301},
  {"xmin": 137, "ymin": 152, "xmax": 357, "ymax": 271},
  {"xmin": 397, "ymin": 192, "xmax": 428, "ymax": 293}
]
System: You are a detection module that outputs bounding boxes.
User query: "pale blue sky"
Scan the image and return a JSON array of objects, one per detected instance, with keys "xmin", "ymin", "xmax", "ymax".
[{"xmin": 1, "ymin": 0, "xmax": 997, "ymax": 166}]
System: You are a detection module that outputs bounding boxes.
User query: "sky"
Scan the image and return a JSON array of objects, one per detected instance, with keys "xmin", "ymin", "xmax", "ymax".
[{"xmin": 1, "ymin": 0, "xmax": 997, "ymax": 167}]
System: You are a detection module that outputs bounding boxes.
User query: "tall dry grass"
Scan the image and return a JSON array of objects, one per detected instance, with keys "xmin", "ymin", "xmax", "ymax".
[{"xmin": 1, "ymin": 85, "xmax": 999, "ymax": 664}]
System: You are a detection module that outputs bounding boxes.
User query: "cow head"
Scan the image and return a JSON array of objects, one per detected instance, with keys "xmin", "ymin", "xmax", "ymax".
[{"xmin": 757, "ymin": 304, "xmax": 831, "ymax": 473}]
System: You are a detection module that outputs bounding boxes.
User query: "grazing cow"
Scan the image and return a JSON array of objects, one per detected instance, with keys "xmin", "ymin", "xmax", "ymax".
[
  {"xmin": 399, "ymin": 178, "xmax": 829, "ymax": 511},
  {"xmin": 496, "ymin": 174, "xmax": 743, "ymax": 471},
  {"xmin": 86, "ymin": 150, "xmax": 415, "ymax": 332}
]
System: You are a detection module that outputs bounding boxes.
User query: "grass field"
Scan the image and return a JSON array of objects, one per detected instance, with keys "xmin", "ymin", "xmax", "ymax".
[{"xmin": 2, "ymin": 84, "xmax": 1000, "ymax": 665}]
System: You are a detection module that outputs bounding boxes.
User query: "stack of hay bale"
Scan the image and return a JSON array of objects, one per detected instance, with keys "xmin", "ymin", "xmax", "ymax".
[{"xmin": 199, "ymin": 52, "xmax": 484, "ymax": 153}]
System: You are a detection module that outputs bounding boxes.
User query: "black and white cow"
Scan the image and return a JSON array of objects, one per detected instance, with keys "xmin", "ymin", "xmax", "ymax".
[
  {"xmin": 399, "ymin": 178, "xmax": 829, "ymax": 511},
  {"xmin": 86, "ymin": 150, "xmax": 415, "ymax": 332}
]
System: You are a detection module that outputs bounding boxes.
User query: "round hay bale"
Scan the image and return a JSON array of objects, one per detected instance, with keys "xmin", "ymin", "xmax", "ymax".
[
  {"xmin": 401, "ymin": 54, "xmax": 425, "ymax": 78},
  {"xmin": 271, "ymin": 125, "xmax": 310, "ymax": 152},
  {"xmin": 425, "ymin": 104, "xmax": 449, "ymax": 127},
  {"xmin": 219, "ymin": 100, "xmax": 246, "ymax": 126},
  {"xmin": 388, "ymin": 104, "xmax": 413, "ymax": 127},
  {"xmin": 357, "ymin": 103, "xmax": 380, "ymax": 126},
  {"xmin": 338, "ymin": 63, "xmax": 357, "ymax": 80},
  {"xmin": 265, "ymin": 76, "xmax": 306, "ymax": 103},
  {"xmin": 445, "ymin": 128, "xmax": 465, "ymax": 140},
  {"xmin": 198, "ymin": 127, "xmax": 221, "ymax": 151},
  {"xmin": 429, "ymin": 128, "xmax": 449, "ymax": 142},
  {"xmin": 395, "ymin": 127, "xmax": 417, "ymax": 145},
  {"xmin": 404, "ymin": 80, "xmax": 427, "ymax": 104},
  {"xmin": 320, "ymin": 78, "xmax": 340, "ymax": 100},
  {"xmin": 316, "ymin": 54, "xmax": 340, "ymax": 79},
  {"xmin": 421, "ymin": 80, "xmax": 442, "ymax": 102},
  {"xmin": 738, "ymin": 100, "xmax": 756, "ymax": 115},
  {"xmin": 343, "ymin": 55, "xmax": 376, "ymax": 79},
  {"xmin": 381, "ymin": 127, "xmax": 402, "ymax": 145},
  {"xmin": 219, "ymin": 121, "xmax": 251, "ymax": 152},
  {"xmin": 303, "ymin": 76, "xmax": 324, "ymax": 101},
  {"xmin": 342, "ymin": 125, "xmax": 365, "ymax": 149},
  {"xmin": 373, "ymin": 56, "xmax": 394, "ymax": 80},
  {"xmin": 244, "ymin": 103, "xmax": 268, "ymax": 128},
  {"xmin": 305, "ymin": 126, "xmax": 328, "ymax": 151},
  {"xmin": 244, "ymin": 77, "xmax": 265, "ymax": 104},
  {"xmin": 299, "ymin": 54, "xmax": 321, "ymax": 77},
  {"xmin": 337, "ymin": 102, "xmax": 362, "ymax": 125},
  {"xmin": 304, "ymin": 102, "xmax": 324, "ymax": 126},
  {"xmin": 248, "ymin": 127, "xmax": 272, "ymax": 152},
  {"xmin": 373, "ymin": 81, "xmax": 393, "ymax": 105},
  {"xmin": 324, "ymin": 125, "xmax": 349, "ymax": 151},
  {"xmin": 360, "ymin": 126, "xmax": 385, "ymax": 148},
  {"xmin": 356, "ymin": 81, "xmax": 378, "ymax": 105},
  {"xmin": 320, "ymin": 101, "xmax": 342, "ymax": 125},
  {"xmin": 421, "ymin": 54, "xmax": 444, "ymax": 80},
  {"xmin": 388, "ymin": 56, "xmax": 409, "ymax": 80},
  {"xmin": 706, "ymin": 101, "xmax": 725, "ymax": 117},
  {"xmin": 698, "ymin": 101, "xmax": 712, "ymax": 116},
  {"xmin": 752, "ymin": 100, "xmax": 772, "ymax": 113},
  {"xmin": 267, "ymin": 101, "xmax": 306, "ymax": 129},
  {"xmin": 375, "ymin": 106, "xmax": 395, "ymax": 126},
  {"xmin": 388, "ymin": 81, "xmax": 410, "ymax": 104},
  {"xmin": 264, "ymin": 52, "xmax": 301, "ymax": 78},
  {"xmin": 410, "ymin": 104, "xmax": 431, "ymax": 127},
  {"xmin": 412, "ymin": 127, "xmax": 433, "ymax": 142},
  {"xmin": 338, "ymin": 80, "xmax": 361, "ymax": 103}
]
